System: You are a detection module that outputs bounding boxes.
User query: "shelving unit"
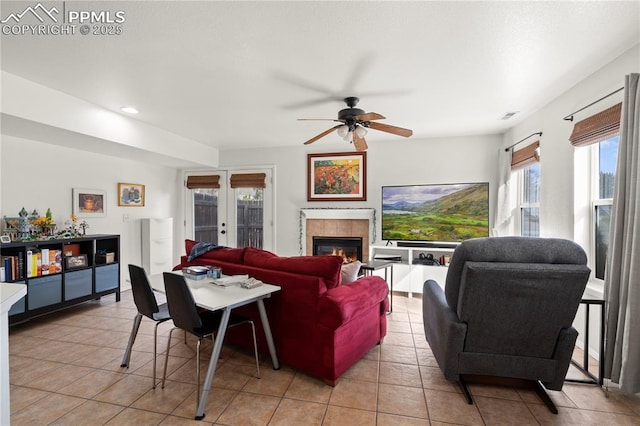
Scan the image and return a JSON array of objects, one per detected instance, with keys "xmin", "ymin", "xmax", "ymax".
[
  {"xmin": 1, "ymin": 234, "xmax": 120, "ymax": 324},
  {"xmin": 141, "ymin": 218, "xmax": 173, "ymax": 276},
  {"xmin": 369, "ymin": 244, "xmax": 455, "ymax": 295}
]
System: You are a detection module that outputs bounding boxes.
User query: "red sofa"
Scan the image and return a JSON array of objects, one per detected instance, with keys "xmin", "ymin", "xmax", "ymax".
[{"xmin": 177, "ymin": 240, "xmax": 389, "ymax": 385}]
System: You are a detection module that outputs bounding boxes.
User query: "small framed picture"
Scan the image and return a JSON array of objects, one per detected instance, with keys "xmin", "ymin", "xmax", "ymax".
[
  {"xmin": 65, "ymin": 254, "xmax": 88, "ymax": 270},
  {"xmin": 0, "ymin": 235, "xmax": 11, "ymax": 243},
  {"xmin": 73, "ymin": 188, "xmax": 106, "ymax": 218},
  {"xmin": 118, "ymin": 183, "xmax": 145, "ymax": 207}
]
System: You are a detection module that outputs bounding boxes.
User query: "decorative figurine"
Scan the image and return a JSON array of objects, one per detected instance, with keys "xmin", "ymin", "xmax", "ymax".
[{"xmin": 18, "ymin": 207, "xmax": 30, "ymax": 239}]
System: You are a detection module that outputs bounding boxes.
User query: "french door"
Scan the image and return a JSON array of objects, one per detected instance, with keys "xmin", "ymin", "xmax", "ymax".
[{"xmin": 186, "ymin": 169, "xmax": 273, "ymax": 250}]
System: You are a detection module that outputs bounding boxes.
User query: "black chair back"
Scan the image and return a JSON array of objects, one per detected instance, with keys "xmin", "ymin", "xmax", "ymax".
[
  {"xmin": 163, "ymin": 272, "xmax": 203, "ymax": 333},
  {"xmin": 128, "ymin": 264, "xmax": 160, "ymax": 318}
]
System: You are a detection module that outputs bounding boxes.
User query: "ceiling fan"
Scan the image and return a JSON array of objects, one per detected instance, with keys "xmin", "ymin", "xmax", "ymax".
[{"xmin": 298, "ymin": 97, "xmax": 413, "ymax": 151}]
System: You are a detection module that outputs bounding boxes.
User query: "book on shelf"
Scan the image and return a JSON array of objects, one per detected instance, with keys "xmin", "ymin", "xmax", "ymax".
[
  {"xmin": 41, "ymin": 249, "xmax": 50, "ymax": 275},
  {"xmin": 1, "ymin": 255, "xmax": 25, "ymax": 281}
]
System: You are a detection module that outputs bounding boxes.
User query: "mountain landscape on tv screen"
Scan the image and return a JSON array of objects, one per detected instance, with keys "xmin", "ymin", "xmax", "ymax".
[{"xmin": 382, "ymin": 183, "xmax": 489, "ymax": 242}]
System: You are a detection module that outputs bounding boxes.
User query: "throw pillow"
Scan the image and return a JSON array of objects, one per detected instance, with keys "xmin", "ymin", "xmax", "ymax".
[{"xmin": 341, "ymin": 261, "xmax": 362, "ymax": 285}]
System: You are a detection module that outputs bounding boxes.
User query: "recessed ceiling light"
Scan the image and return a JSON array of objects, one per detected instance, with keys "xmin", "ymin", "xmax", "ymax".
[{"xmin": 121, "ymin": 106, "xmax": 139, "ymax": 114}]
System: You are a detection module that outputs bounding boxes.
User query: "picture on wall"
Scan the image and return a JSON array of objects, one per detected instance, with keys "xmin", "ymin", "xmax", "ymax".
[
  {"xmin": 118, "ymin": 183, "xmax": 145, "ymax": 207},
  {"xmin": 72, "ymin": 188, "xmax": 106, "ymax": 217},
  {"xmin": 307, "ymin": 152, "xmax": 367, "ymax": 201}
]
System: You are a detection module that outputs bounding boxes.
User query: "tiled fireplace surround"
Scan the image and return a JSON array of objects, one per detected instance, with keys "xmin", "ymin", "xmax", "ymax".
[{"xmin": 300, "ymin": 208, "xmax": 376, "ymax": 263}]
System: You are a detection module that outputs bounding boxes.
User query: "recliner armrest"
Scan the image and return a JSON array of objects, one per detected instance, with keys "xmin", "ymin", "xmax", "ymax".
[{"xmin": 423, "ymin": 279, "xmax": 467, "ymax": 381}]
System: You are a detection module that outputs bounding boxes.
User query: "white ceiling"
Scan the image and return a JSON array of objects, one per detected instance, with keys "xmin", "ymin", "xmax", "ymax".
[{"xmin": 1, "ymin": 1, "xmax": 639, "ymax": 152}]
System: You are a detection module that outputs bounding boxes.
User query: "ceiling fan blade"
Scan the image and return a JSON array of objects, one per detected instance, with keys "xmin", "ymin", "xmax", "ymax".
[
  {"xmin": 368, "ymin": 121, "xmax": 413, "ymax": 137},
  {"xmin": 353, "ymin": 133, "xmax": 368, "ymax": 151},
  {"xmin": 356, "ymin": 112, "xmax": 385, "ymax": 121},
  {"xmin": 303, "ymin": 125, "xmax": 341, "ymax": 145}
]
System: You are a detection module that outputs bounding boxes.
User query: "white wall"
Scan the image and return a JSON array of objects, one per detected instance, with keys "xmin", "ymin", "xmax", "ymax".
[
  {"xmin": 1, "ymin": 135, "xmax": 181, "ymax": 288},
  {"xmin": 219, "ymin": 134, "xmax": 502, "ymax": 256}
]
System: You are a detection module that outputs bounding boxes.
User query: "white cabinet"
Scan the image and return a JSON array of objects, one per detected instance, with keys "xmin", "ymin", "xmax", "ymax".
[
  {"xmin": 369, "ymin": 244, "xmax": 454, "ymax": 295},
  {"xmin": 142, "ymin": 218, "xmax": 174, "ymax": 275}
]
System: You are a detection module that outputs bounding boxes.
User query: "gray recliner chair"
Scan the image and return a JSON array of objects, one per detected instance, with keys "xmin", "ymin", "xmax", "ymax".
[{"xmin": 422, "ymin": 237, "xmax": 590, "ymax": 413}]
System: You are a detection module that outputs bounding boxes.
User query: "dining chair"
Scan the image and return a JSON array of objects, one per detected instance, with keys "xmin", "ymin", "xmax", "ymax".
[
  {"xmin": 161, "ymin": 272, "xmax": 260, "ymax": 406},
  {"xmin": 121, "ymin": 264, "xmax": 172, "ymax": 388}
]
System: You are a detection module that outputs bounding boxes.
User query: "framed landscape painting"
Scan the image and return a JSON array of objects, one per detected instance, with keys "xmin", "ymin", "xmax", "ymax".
[{"xmin": 307, "ymin": 152, "xmax": 367, "ymax": 201}]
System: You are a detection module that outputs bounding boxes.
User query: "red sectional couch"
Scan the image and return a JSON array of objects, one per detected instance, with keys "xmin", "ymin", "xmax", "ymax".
[{"xmin": 177, "ymin": 240, "xmax": 390, "ymax": 385}]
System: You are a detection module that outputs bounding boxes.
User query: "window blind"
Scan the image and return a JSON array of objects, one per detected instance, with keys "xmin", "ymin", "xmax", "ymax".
[
  {"xmin": 569, "ymin": 103, "xmax": 621, "ymax": 147},
  {"xmin": 185, "ymin": 175, "xmax": 220, "ymax": 189},
  {"xmin": 230, "ymin": 173, "xmax": 266, "ymax": 188},
  {"xmin": 511, "ymin": 141, "xmax": 540, "ymax": 171}
]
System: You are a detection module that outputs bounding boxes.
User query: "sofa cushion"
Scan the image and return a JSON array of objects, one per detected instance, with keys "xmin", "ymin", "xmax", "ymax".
[
  {"xmin": 184, "ymin": 239, "xmax": 246, "ymax": 264},
  {"xmin": 341, "ymin": 261, "xmax": 362, "ymax": 285},
  {"xmin": 244, "ymin": 247, "xmax": 342, "ymax": 289}
]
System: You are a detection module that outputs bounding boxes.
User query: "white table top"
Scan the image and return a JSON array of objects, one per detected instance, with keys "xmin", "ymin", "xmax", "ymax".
[
  {"xmin": 148, "ymin": 272, "xmax": 280, "ymax": 311},
  {"xmin": 1, "ymin": 283, "xmax": 27, "ymax": 314}
]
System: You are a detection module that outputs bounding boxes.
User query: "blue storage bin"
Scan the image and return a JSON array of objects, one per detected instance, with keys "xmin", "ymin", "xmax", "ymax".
[
  {"xmin": 95, "ymin": 264, "xmax": 119, "ymax": 292},
  {"xmin": 64, "ymin": 269, "xmax": 92, "ymax": 300},
  {"xmin": 28, "ymin": 275, "xmax": 62, "ymax": 310}
]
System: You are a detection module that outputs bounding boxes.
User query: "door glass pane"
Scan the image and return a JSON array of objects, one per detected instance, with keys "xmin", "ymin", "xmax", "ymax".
[
  {"xmin": 236, "ymin": 188, "xmax": 263, "ymax": 248},
  {"xmin": 595, "ymin": 204, "xmax": 612, "ymax": 280},
  {"xmin": 599, "ymin": 135, "xmax": 619, "ymax": 199},
  {"xmin": 193, "ymin": 189, "xmax": 218, "ymax": 244},
  {"xmin": 521, "ymin": 207, "xmax": 539, "ymax": 237}
]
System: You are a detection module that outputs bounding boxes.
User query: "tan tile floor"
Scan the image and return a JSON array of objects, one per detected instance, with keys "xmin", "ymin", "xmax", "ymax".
[{"xmin": 8, "ymin": 291, "xmax": 640, "ymax": 425}]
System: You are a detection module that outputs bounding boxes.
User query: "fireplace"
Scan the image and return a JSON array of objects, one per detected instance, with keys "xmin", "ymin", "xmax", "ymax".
[
  {"xmin": 300, "ymin": 208, "xmax": 375, "ymax": 262},
  {"xmin": 313, "ymin": 236, "xmax": 363, "ymax": 263}
]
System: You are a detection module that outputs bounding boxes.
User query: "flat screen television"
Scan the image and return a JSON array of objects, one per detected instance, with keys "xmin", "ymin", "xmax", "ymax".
[{"xmin": 382, "ymin": 182, "xmax": 489, "ymax": 243}]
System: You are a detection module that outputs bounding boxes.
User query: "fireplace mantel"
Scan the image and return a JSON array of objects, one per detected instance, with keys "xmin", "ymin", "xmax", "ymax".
[{"xmin": 299, "ymin": 208, "xmax": 376, "ymax": 255}]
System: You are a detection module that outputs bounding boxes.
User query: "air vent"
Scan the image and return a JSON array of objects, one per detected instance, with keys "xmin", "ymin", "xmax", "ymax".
[{"xmin": 500, "ymin": 111, "xmax": 518, "ymax": 120}]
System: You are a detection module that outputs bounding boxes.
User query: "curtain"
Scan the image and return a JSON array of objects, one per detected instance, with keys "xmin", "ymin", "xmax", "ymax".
[
  {"xmin": 492, "ymin": 145, "xmax": 514, "ymax": 236},
  {"xmin": 604, "ymin": 73, "xmax": 640, "ymax": 394}
]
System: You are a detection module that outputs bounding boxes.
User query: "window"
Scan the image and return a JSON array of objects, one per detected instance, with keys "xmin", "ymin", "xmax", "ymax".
[
  {"xmin": 570, "ymin": 102, "xmax": 621, "ymax": 284},
  {"xmin": 511, "ymin": 140, "xmax": 540, "ymax": 237},
  {"xmin": 520, "ymin": 162, "xmax": 540, "ymax": 237},
  {"xmin": 593, "ymin": 135, "xmax": 619, "ymax": 279}
]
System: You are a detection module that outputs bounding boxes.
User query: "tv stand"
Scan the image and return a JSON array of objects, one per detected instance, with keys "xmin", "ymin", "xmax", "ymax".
[{"xmin": 369, "ymin": 244, "xmax": 455, "ymax": 296}]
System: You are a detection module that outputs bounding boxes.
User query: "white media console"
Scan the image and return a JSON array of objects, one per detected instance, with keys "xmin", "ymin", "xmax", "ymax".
[{"xmin": 369, "ymin": 244, "xmax": 456, "ymax": 295}]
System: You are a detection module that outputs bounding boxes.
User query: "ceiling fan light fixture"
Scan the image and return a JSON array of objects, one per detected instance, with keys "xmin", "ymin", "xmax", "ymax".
[
  {"xmin": 344, "ymin": 131, "xmax": 353, "ymax": 142},
  {"xmin": 355, "ymin": 126, "xmax": 368, "ymax": 138},
  {"xmin": 337, "ymin": 124, "xmax": 349, "ymax": 138}
]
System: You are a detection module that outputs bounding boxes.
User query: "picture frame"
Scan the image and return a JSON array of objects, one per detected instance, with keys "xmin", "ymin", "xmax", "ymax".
[
  {"xmin": 65, "ymin": 254, "xmax": 88, "ymax": 270},
  {"xmin": 117, "ymin": 183, "xmax": 145, "ymax": 207},
  {"xmin": 307, "ymin": 152, "xmax": 367, "ymax": 201},
  {"xmin": 0, "ymin": 235, "xmax": 11, "ymax": 243},
  {"xmin": 72, "ymin": 188, "xmax": 106, "ymax": 218}
]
